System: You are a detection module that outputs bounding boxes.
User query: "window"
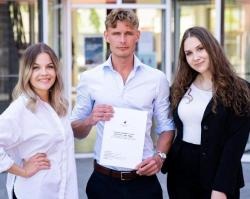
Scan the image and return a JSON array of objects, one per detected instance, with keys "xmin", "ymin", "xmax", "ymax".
[
  {"xmin": 0, "ymin": 0, "xmax": 38, "ymax": 113},
  {"xmin": 71, "ymin": 6, "xmax": 166, "ymax": 153}
]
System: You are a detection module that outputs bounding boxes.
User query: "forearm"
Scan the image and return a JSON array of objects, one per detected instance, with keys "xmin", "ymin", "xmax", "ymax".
[
  {"xmin": 71, "ymin": 116, "xmax": 93, "ymax": 139},
  {"xmin": 156, "ymin": 130, "xmax": 175, "ymax": 154},
  {"xmin": 7, "ymin": 163, "xmax": 26, "ymax": 177},
  {"xmin": 211, "ymin": 190, "xmax": 227, "ymax": 199},
  {"xmin": 72, "ymin": 104, "xmax": 114, "ymax": 139},
  {"xmin": 136, "ymin": 130, "xmax": 174, "ymax": 175}
]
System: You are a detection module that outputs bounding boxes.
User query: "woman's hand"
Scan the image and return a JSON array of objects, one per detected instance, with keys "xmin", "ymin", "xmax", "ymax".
[
  {"xmin": 22, "ymin": 153, "xmax": 50, "ymax": 178},
  {"xmin": 211, "ymin": 190, "xmax": 227, "ymax": 199}
]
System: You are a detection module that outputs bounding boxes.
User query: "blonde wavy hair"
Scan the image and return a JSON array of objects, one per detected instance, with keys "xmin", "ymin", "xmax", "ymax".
[
  {"xmin": 105, "ymin": 8, "xmax": 139, "ymax": 29},
  {"xmin": 171, "ymin": 26, "xmax": 250, "ymax": 116},
  {"xmin": 12, "ymin": 43, "xmax": 68, "ymax": 117}
]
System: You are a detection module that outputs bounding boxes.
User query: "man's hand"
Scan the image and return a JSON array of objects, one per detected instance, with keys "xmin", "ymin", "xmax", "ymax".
[
  {"xmin": 135, "ymin": 155, "xmax": 163, "ymax": 176},
  {"xmin": 211, "ymin": 190, "xmax": 227, "ymax": 199},
  {"xmin": 72, "ymin": 104, "xmax": 114, "ymax": 139},
  {"xmin": 87, "ymin": 104, "xmax": 114, "ymax": 126},
  {"xmin": 22, "ymin": 153, "xmax": 50, "ymax": 178}
]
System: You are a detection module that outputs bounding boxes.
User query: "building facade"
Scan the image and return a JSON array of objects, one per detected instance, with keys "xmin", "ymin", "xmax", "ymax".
[{"xmin": 0, "ymin": 0, "xmax": 249, "ymax": 158}]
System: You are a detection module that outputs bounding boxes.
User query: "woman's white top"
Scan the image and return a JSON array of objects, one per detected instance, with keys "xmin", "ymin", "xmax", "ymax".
[
  {"xmin": 178, "ymin": 83, "xmax": 212, "ymax": 145},
  {"xmin": 0, "ymin": 95, "xmax": 78, "ymax": 199}
]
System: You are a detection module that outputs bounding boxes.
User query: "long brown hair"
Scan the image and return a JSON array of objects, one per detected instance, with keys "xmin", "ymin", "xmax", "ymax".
[
  {"xmin": 12, "ymin": 43, "xmax": 68, "ymax": 117},
  {"xmin": 171, "ymin": 26, "xmax": 250, "ymax": 116}
]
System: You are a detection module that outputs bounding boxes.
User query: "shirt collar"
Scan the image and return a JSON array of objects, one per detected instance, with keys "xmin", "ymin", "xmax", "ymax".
[
  {"xmin": 20, "ymin": 93, "xmax": 48, "ymax": 105},
  {"xmin": 102, "ymin": 54, "xmax": 143, "ymax": 72}
]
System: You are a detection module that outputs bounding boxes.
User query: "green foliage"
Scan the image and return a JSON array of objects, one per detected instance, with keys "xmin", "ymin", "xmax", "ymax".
[{"xmin": 89, "ymin": 9, "xmax": 100, "ymax": 33}]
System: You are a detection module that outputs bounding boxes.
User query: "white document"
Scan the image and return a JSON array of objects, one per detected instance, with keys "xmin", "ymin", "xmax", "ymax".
[{"xmin": 99, "ymin": 107, "xmax": 148, "ymax": 169}]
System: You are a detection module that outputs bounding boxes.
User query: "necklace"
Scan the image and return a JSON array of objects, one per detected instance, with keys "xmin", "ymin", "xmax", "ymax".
[
  {"xmin": 193, "ymin": 83, "xmax": 212, "ymax": 91},
  {"xmin": 201, "ymin": 86, "xmax": 212, "ymax": 91},
  {"xmin": 194, "ymin": 75, "xmax": 213, "ymax": 91}
]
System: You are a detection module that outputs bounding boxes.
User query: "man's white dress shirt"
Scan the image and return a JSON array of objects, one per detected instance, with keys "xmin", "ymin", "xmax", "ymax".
[
  {"xmin": 0, "ymin": 95, "xmax": 78, "ymax": 199},
  {"xmin": 71, "ymin": 55, "xmax": 175, "ymax": 170}
]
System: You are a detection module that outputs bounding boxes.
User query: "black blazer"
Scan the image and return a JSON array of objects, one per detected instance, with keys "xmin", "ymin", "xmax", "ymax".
[{"xmin": 162, "ymin": 99, "xmax": 250, "ymax": 195}]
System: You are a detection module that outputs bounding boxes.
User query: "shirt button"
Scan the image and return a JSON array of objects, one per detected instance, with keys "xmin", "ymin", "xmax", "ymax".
[
  {"xmin": 202, "ymin": 152, "xmax": 207, "ymax": 156},
  {"xmin": 203, "ymin": 125, "xmax": 208, "ymax": 130}
]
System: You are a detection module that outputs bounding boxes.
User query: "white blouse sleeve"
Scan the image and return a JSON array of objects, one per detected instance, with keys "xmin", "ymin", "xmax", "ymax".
[{"xmin": 0, "ymin": 116, "xmax": 21, "ymax": 173}]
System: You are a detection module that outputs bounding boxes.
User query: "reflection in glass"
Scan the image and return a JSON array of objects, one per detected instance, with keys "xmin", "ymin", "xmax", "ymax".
[
  {"xmin": 71, "ymin": 8, "xmax": 106, "ymax": 153},
  {"xmin": 48, "ymin": 0, "xmax": 62, "ymax": 57},
  {"xmin": 224, "ymin": 1, "xmax": 250, "ymax": 82},
  {"xmin": 176, "ymin": 0, "xmax": 215, "ymax": 39},
  {"xmin": 72, "ymin": 0, "xmax": 116, "ymax": 3},
  {"xmin": 0, "ymin": 0, "xmax": 38, "ymax": 113},
  {"xmin": 173, "ymin": 0, "xmax": 215, "ymax": 75},
  {"xmin": 123, "ymin": 0, "xmax": 163, "ymax": 3},
  {"xmin": 72, "ymin": 8, "xmax": 106, "ymax": 89},
  {"xmin": 137, "ymin": 9, "xmax": 163, "ymax": 70},
  {"xmin": 71, "ymin": 8, "xmax": 164, "ymax": 153},
  {"xmin": 224, "ymin": 0, "xmax": 250, "ymax": 152},
  {"xmin": 72, "ymin": 8, "xmax": 163, "ymax": 86}
]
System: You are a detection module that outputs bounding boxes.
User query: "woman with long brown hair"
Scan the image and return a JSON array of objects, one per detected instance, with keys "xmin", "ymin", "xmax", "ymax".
[{"xmin": 162, "ymin": 26, "xmax": 250, "ymax": 199}]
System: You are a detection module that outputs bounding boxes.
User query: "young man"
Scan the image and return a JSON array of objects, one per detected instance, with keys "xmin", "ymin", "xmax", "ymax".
[{"xmin": 71, "ymin": 8, "xmax": 174, "ymax": 199}]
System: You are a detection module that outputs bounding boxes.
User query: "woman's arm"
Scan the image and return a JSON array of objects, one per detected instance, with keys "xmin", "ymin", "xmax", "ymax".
[
  {"xmin": 211, "ymin": 190, "xmax": 227, "ymax": 199},
  {"xmin": 7, "ymin": 153, "xmax": 50, "ymax": 178},
  {"xmin": 212, "ymin": 111, "xmax": 250, "ymax": 195},
  {"xmin": 0, "ymin": 116, "xmax": 50, "ymax": 177}
]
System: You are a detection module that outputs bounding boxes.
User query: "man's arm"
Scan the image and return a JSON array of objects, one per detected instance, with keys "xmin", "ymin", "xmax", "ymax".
[
  {"xmin": 71, "ymin": 104, "xmax": 114, "ymax": 139},
  {"xmin": 136, "ymin": 130, "xmax": 174, "ymax": 176},
  {"xmin": 156, "ymin": 130, "xmax": 174, "ymax": 155},
  {"xmin": 71, "ymin": 117, "xmax": 94, "ymax": 139}
]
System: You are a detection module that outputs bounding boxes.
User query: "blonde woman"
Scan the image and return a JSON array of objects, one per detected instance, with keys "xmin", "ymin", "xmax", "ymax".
[{"xmin": 0, "ymin": 43, "xmax": 78, "ymax": 199}]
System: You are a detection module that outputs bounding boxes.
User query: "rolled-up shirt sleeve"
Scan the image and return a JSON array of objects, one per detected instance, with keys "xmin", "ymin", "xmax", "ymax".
[
  {"xmin": 154, "ymin": 74, "xmax": 175, "ymax": 135},
  {"xmin": 0, "ymin": 117, "xmax": 21, "ymax": 172},
  {"xmin": 71, "ymin": 73, "xmax": 94, "ymax": 122}
]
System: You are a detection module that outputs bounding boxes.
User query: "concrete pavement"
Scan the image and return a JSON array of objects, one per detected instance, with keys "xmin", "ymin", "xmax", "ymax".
[{"xmin": 0, "ymin": 159, "xmax": 249, "ymax": 198}]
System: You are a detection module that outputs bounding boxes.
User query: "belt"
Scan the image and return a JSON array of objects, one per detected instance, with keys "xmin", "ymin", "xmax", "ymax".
[{"xmin": 94, "ymin": 161, "xmax": 139, "ymax": 181}]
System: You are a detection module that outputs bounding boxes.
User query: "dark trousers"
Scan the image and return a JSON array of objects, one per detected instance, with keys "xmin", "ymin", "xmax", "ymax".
[
  {"xmin": 86, "ymin": 170, "xmax": 162, "ymax": 199},
  {"xmin": 167, "ymin": 141, "xmax": 240, "ymax": 199},
  {"xmin": 12, "ymin": 190, "xmax": 17, "ymax": 199}
]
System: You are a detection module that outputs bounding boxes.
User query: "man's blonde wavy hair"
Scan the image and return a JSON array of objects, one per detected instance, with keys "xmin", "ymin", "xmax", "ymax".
[{"xmin": 105, "ymin": 8, "xmax": 139, "ymax": 29}]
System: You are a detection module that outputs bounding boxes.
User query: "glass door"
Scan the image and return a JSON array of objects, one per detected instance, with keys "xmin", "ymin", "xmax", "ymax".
[
  {"xmin": 0, "ymin": 0, "xmax": 38, "ymax": 113},
  {"xmin": 173, "ymin": 0, "xmax": 215, "ymax": 74},
  {"xmin": 71, "ymin": 1, "xmax": 167, "ymax": 154},
  {"xmin": 224, "ymin": 0, "xmax": 250, "ymax": 154}
]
